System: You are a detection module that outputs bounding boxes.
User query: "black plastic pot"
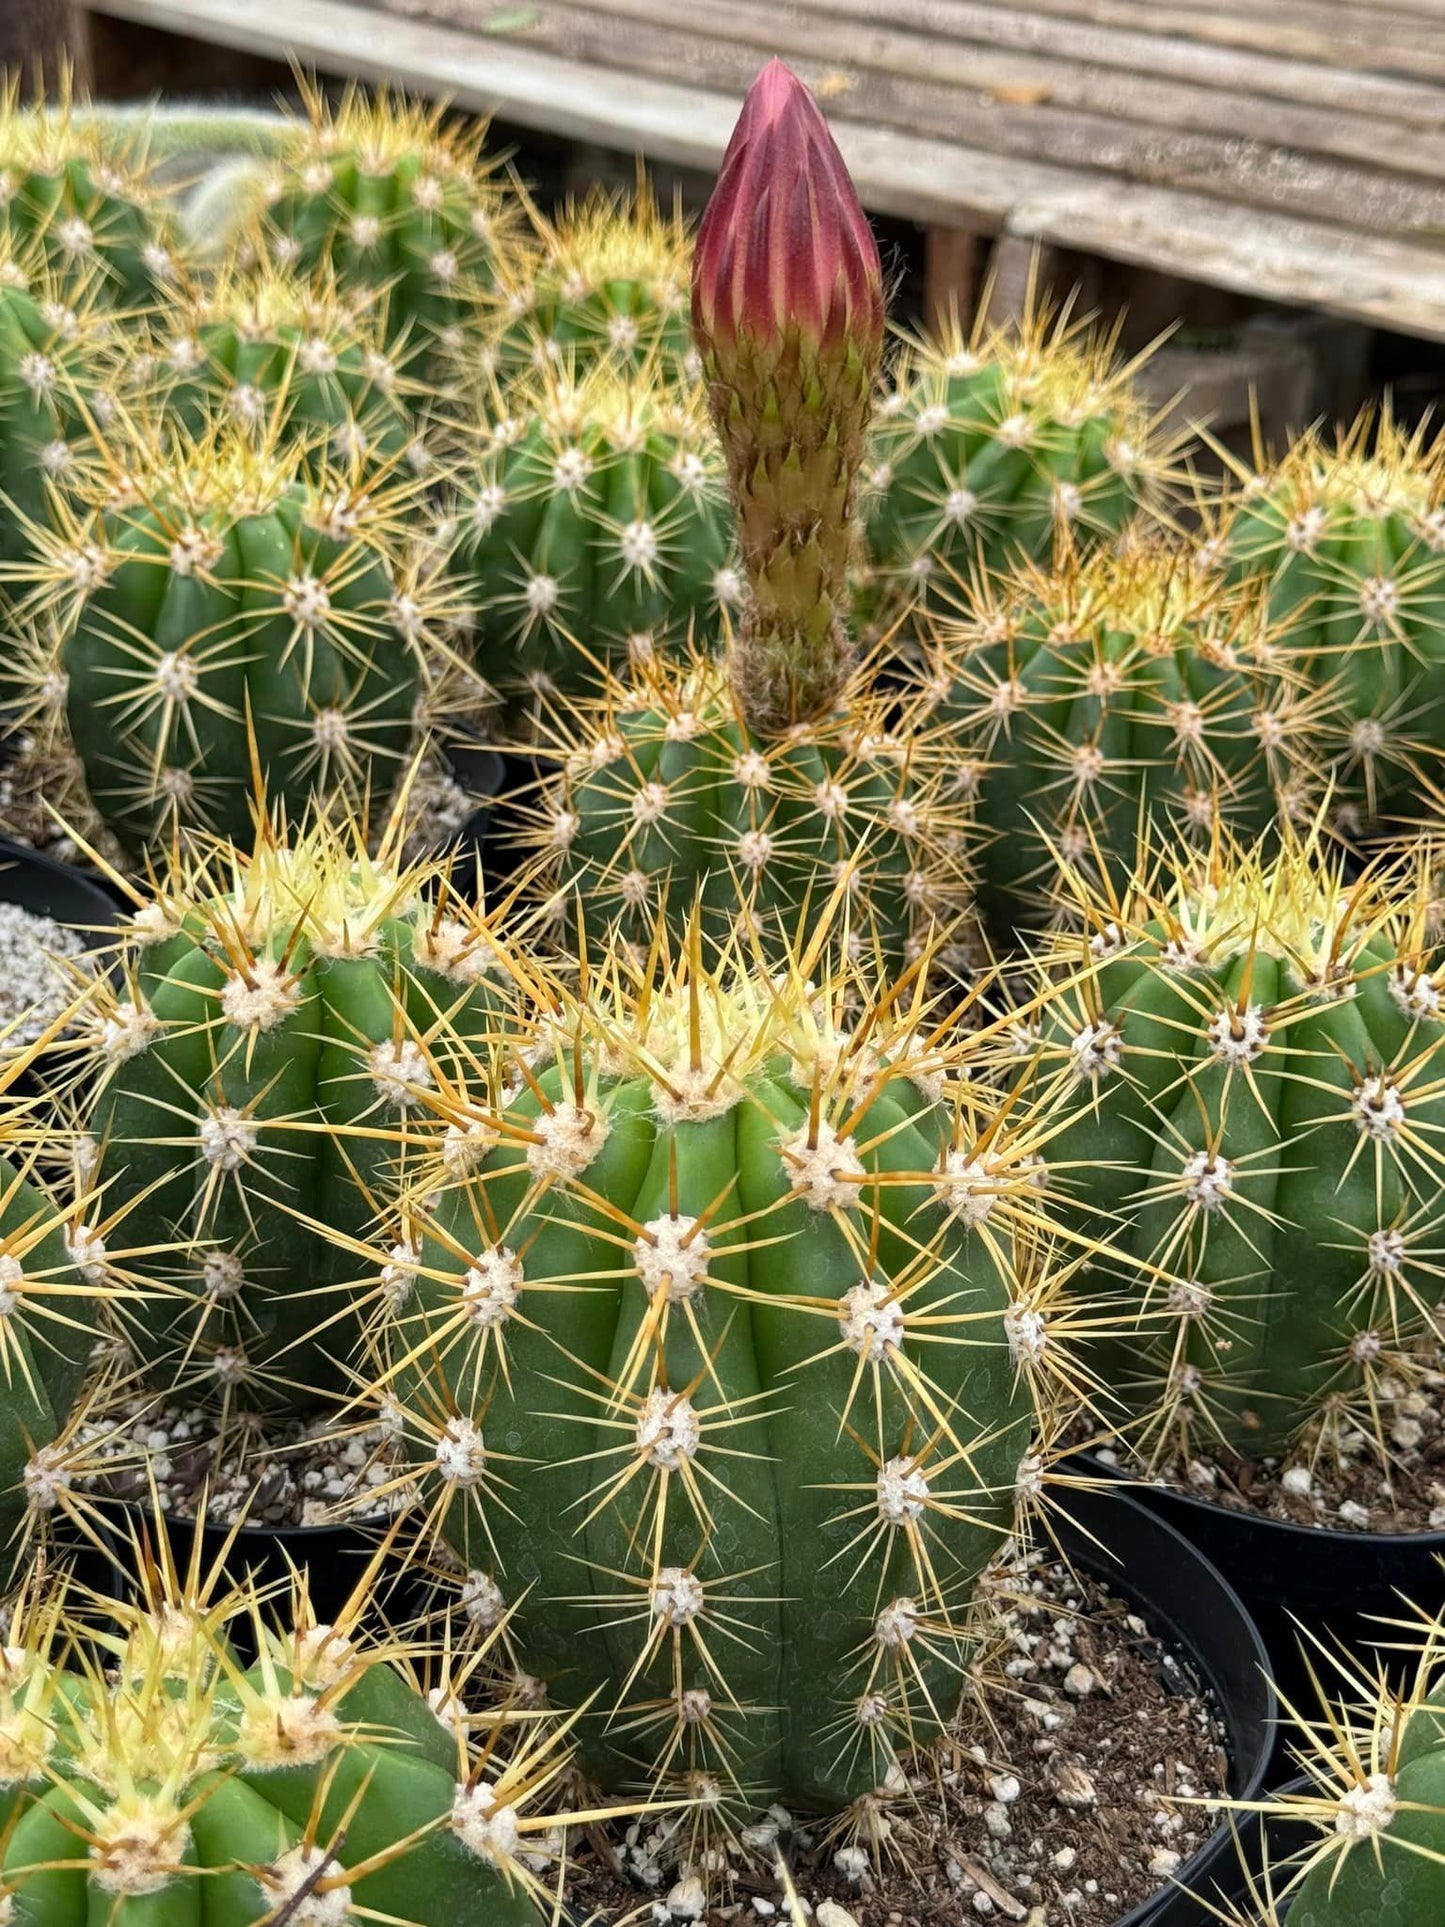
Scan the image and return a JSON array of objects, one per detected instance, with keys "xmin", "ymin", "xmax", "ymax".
[
  {"xmin": 1052, "ymin": 1486, "xmax": 1276, "ymax": 1926},
  {"xmin": 81, "ymin": 1501, "xmax": 424, "ymax": 1661},
  {"xmin": 1074, "ymin": 1448, "xmax": 1445, "ymax": 1728},
  {"xmin": 0, "ymin": 835, "xmax": 121, "ymax": 941}
]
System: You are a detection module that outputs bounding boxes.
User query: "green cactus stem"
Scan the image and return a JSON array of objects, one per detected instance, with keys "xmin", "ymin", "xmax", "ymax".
[{"xmin": 370, "ymin": 930, "xmax": 1077, "ymax": 1813}]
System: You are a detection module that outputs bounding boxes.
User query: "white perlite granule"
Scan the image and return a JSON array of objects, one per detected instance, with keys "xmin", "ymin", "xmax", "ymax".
[{"xmin": 0, "ymin": 901, "xmax": 89, "ymax": 1045}]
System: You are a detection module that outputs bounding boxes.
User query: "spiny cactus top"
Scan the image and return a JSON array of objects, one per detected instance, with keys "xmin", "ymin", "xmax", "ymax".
[
  {"xmin": 121, "ymin": 264, "xmax": 429, "ymax": 476},
  {"xmin": 14, "ymin": 414, "xmax": 459, "ymax": 854},
  {"xmin": 528, "ymin": 645, "xmax": 969, "ymax": 967},
  {"xmin": 864, "ymin": 301, "xmax": 1175, "ymax": 613},
  {"xmin": 1037, "ymin": 824, "xmax": 1445, "ymax": 1466},
  {"xmin": 1209, "ymin": 408, "xmax": 1445, "ymax": 828},
  {"xmin": 370, "ymin": 926, "xmax": 1076, "ymax": 1813},
  {"xmin": 0, "ymin": 82, "xmax": 184, "ymax": 304},
  {"xmin": 239, "ymin": 81, "xmax": 516, "ymax": 368},
  {"xmin": 924, "ymin": 537, "xmax": 1316, "ymax": 943},
  {"xmin": 692, "ymin": 58, "xmax": 883, "ymax": 737},
  {"xmin": 445, "ymin": 359, "xmax": 737, "ymax": 713},
  {"xmin": 483, "ymin": 182, "xmax": 695, "ymax": 382},
  {"xmin": 0, "ymin": 1547, "xmax": 568, "ymax": 1926},
  {"xmin": 61, "ymin": 795, "xmax": 521, "ymax": 1412},
  {"xmin": 1237, "ymin": 1616, "xmax": 1445, "ymax": 1926}
]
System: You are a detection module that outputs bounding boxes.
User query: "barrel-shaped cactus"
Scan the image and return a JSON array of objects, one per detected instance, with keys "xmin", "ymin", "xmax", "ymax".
[
  {"xmin": 863, "ymin": 303, "xmax": 1176, "ymax": 614},
  {"xmin": 14, "ymin": 413, "xmax": 457, "ymax": 855},
  {"xmin": 1038, "ymin": 825, "xmax": 1445, "ymax": 1465},
  {"xmin": 372, "ymin": 929, "xmax": 1068, "ymax": 1812},
  {"xmin": 0, "ymin": 84, "xmax": 183, "ymax": 303},
  {"xmin": 66, "ymin": 799, "xmax": 516, "ymax": 1411},
  {"xmin": 0, "ymin": 244, "xmax": 106, "ymax": 564},
  {"xmin": 924, "ymin": 539, "xmax": 1316, "ymax": 943},
  {"xmin": 485, "ymin": 182, "xmax": 694, "ymax": 383},
  {"xmin": 235, "ymin": 81, "xmax": 514, "ymax": 369},
  {"xmin": 1209, "ymin": 408, "xmax": 1445, "ymax": 827},
  {"xmin": 128, "ymin": 264, "xmax": 428, "ymax": 475},
  {"xmin": 0, "ymin": 1545, "xmax": 569, "ymax": 1927},
  {"xmin": 531, "ymin": 647, "xmax": 967, "ymax": 966},
  {"xmin": 447, "ymin": 361, "xmax": 736, "ymax": 711}
]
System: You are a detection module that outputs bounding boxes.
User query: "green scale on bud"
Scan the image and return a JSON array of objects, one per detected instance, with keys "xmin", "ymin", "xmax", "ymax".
[
  {"xmin": 1208, "ymin": 409, "xmax": 1445, "ymax": 828},
  {"xmin": 0, "ymin": 1549, "xmax": 570, "ymax": 1927},
  {"xmin": 482, "ymin": 182, "xmax": 695, "ymax": 384},
  {"xmin": 1038, "ymin": 827, "xmax": 1445, "ymax": 1466},
  {"xmin": 0, "ymin": 85, "xmax": 184, "ymax": 305},
  {"xmin": 922, "ymin": 539, "xmax": 1313, "ymax": 945},
  {"xmin": 373, "ymin": 936, "xmax": 1066, "ymax": 1812},
  {"xmin": 232, "ymin": 82, "xmax": 516, "ymax": 372},
  {"xmin": 863, "ymin": 304, "xmax": 1174, "ymax": 614},
  {"xmin": 66, "ymin": 801, "xmax": 513, "ymax": 1410},
  {"xmin": 447, "ymin": 361, "xmax": 737, "ymax": 712},
  {"xmin": 15, "ymin": 415, "xmax": 459, "ymax": 856}
]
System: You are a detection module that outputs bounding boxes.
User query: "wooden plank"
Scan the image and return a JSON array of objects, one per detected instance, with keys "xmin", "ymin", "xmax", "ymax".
[
  {"xmin": 932, "ymin": 0, "xmax": 1445, "ymax": 75},
  {"xmin": 785, "ymin": 0, "xmax": 1445, "ymax": 124},
  {"xmin": 924, "ymin": 227, "xmax": 983, "ymax": 332},
  {"xmin": 84, "ymin": 0, "xmax": 1445, "ymax": 339},
  {"xmin": 374, "ymin": 0, "xmax": 1445, "ymax": 235},
  {"xmin": 479, "ymin": 0, "xmax": 1445, "ymax": 183},
  {"xmin": 0, "ymin": 0, "xmax": 92, "ymax": 85}
]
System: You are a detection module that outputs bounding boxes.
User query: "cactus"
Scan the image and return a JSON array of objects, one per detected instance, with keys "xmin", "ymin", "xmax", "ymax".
[
  {"xmin": 1208, "ymin": 407, "xmax": 1445, "ymax": 828},
  {"xmin": 0, "ymin": 83, "xmax": 184, "ymax": 304},
  {"xmin": 232, "ymin": 81, "xmax": 515, "ymax": 371},
  {"xmin": 522, "ymin": 65, "xmax": 961, "ymax": 966},
  {"xmin": 1036, "ymin": 822, "xmax": 1445, "ymax": 1468},
  {"xmin": 11, "ymin": 412, "xmax": 460, "ymax": 856},
  {"xmin": 0, "ymin": 1534, "xmax": 582, "ymax": 1927},
  {"xmin": 446, "ymin": 360, "xmax": 737, "ymax": 713},
  {"xmin": 863, "ymin": 300, "xmax": 1176, "ymax": 615},
  {"xmin": 484, "ymin": 181, "xmax": 694, "ymax": 383},
  {"xmin": 1223, "ymin": 1614, "xmax": 1445, "ymax": 1927},
  {"xmin": 121, "ymin": 263, "xmax": 430, "ymax": 477},
  {"xmin": 530, "ymin": 645, "xmax": 967, "ymax": 964},
  {"xmin": 0, "ymin": 241, "xmax": 106, "ymax": 565},
  {"xmin": 57, "ymin": 794, "xmax": 521, "ymax": 1413},
  {"xmin": 370, "ymin": 920, "xmax": 1075, "ymax": 1815},
  {"xmin": 921, "ymin": 538, "xmax": 1318, "ymax": 944}
]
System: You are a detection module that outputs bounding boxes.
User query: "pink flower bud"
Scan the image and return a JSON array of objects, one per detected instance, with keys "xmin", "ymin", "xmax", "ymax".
[{"xmin": 692, "ymin": 59, "xmax": 883, "ymax": 359}]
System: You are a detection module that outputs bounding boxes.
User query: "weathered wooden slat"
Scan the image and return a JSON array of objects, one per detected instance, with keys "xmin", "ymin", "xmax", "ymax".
[
  {"xmin": 934, "ymin": 0, "xmax": 1445, "ymax": 74},
  {"xmin": 374, "ymin": 0, "xmax": 1445, "ymax": 234},
  {"xmin": 454, "ymin": 0, "xmax": 1445, "ymax": 182},
  {"xmin": 84, "ymin": 0, "xmax": 1445, "ymax": 339},
  {"xmin": 783, "ymin": 0, "xmax": 1445, "ymax": 123}
]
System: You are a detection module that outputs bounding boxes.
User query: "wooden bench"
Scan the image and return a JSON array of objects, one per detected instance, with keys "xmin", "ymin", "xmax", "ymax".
[{"xmin": 83, "ymin": 0, "xmax": 1445, "ymax": 343}]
